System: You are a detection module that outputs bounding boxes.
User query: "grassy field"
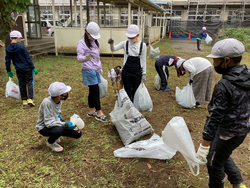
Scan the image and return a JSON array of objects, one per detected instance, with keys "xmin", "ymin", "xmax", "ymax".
[{"xmin": 0, "ymin": 39, "xmax": 249, "ymax": 188}]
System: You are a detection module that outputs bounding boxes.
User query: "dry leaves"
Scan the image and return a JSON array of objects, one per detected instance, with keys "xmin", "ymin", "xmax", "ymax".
[
  {"xmin": 64, "ymin": 156, "xmax": 71, "ymax": 161},
  {"xmin": 147, "ymin": 163, "xmax": 152, "ymax": 169},
  {"xmin": 44, "ymin": 172, "xmax": 50, "ymax": 176},
  {"xmin": 84, "ymin": 158, "xmax": 94, "ymax": 163}
]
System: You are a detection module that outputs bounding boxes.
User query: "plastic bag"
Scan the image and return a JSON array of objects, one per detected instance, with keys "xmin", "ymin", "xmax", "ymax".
[
  {"xmin": 154, "ymin": 74, "xmax": 161, "ymax": 90},
  {"xmin": 5, "ymin": 77, "xmax": 20, "ymax": 100},
  {"xmin": 175, "ymin": 83, "xmax": 195, "ymax": 108},
  {"xmin": 110, "ymin": 89, "xmax": 153, "ymax": 145},
  {"xmin": 114, "ymin": 133, "xmax": 176, "ymax": 159},
  {"xmin": 149, "ymin": 45, "xmax": 160, "ymax": 59},
  {"xmin": 133, "ymin": 83, "xmax": 153, "ymax": 112},
  {"xmin": 162, "ymin": 117, "xmax": 206, "ymax": 176},
  {"xmin": 205, "ymin": 34, "xmax": 212, "ymax": 44},
  {"xmin": 98, "ymin": 75, "xmax": 108, "ymax": 99},
  {"xmin": 70, "ymin": 114, "xmax": 85, "ymax": 129}
]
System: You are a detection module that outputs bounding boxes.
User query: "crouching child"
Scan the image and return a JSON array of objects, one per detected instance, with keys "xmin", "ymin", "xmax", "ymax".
[{"xmin": 36, "ymin": 82, "xmax": 82, "ymax": 152}]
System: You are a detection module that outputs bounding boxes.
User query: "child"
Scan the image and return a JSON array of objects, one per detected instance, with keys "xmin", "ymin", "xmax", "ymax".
[
  {"xmin": 5, "ymin": 30, "xmax": 38, "ymax": 106},
  {"xmin": 197, "ymin": 27, "xmax": 207, "ymax": 51},
  {"xmin": 36, "ymin": 82, "xmax": 82, "ymax": 152},
  {"xmin": 197, "ymin": 38, "xmax": 250, "ymax": 188}
]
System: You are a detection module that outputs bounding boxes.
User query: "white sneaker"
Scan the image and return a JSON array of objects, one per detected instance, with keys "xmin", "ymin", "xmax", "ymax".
[{"xmin": 46, "ymin": 141, "xmax": 63, "ymax": 152}]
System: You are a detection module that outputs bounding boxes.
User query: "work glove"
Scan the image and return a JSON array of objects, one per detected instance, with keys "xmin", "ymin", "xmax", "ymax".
[
  {"xmin": 33, "ymin": 68, "xmax": 38, "ymax": 74},
  {"xmin": 7, "ymin": 71, "xmax": 13, "ymax": 78},
  {"xmin": 108, "ymin": 38, "xmax": 114, "ymax": 44},
  {"xmin": 58, "ymin": 114, "xmax": 64, "ymax": 121},
  {"xmin": 86, "ymin": 54, "xmax": 92, "ymax": 61},
  {"xmin": 189, "ymin": 79, "xmax": 193, "ymax": 85},
  {"xmin": 196, "ymin": 143, "xmax": 210, "ymax": 163},
  {"xmin": 66, "ymin": 121, "xmax": 76, "ymax": 130},
  {"xmin": 141, "ymin": 74, "xmax": 146, "ymax": 83}
]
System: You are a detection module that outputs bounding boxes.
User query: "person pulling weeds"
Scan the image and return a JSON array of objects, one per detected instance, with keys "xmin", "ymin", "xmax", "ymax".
[
  {"xmin": 197, "ymin": 38, "xmax": 250, "ymax": 188},
  {"xmin": 36, "ymin": 82, "xmax": 82, "ymax": 152}
]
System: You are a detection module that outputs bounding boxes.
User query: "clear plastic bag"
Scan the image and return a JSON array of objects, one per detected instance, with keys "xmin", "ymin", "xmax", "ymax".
[
  {"xmin": 205, "ymin": 34, "xmax": 212, "ymax": 44},
  {"xmin": 98, "ymin": 75, "xmax": 108, "ymax": 99},
  {"xmin": 162, "ymin": 117, "xmax": 206, "ymax": 176},
  {"xmin": 154, "ymin": 74, "xmax": 161, "ymax": 91},
  {"xmin": 175, "ymin": 83, "xmax": 196, "ymax": 108},
  {"xmin": 5, "ymin": 77, "xmax": 20, "ymax": 100},
  {"xmin": 133, "ymin": 83, "xmax": 153, "ymax": 111},
  {"xmin": 114, "ymin": 133, "xmax": 177, "ymax": 159},
  {"xmin": 149, "ymin": 45, "xmax": 160, "ymax": 59},
  {"xmin": 70, "ymin": 114, "xmax": 85, "ymax": 129}
]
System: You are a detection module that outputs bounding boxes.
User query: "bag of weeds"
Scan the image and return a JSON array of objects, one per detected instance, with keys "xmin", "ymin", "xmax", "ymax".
[{"xmin": 110, "ymin": 89, "xmax": 153, "ymax": 145}]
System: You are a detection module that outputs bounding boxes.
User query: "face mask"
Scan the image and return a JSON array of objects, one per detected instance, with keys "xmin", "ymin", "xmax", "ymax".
[
  {"xmin": 128, "ymin": 38, "xmax": 136, "ymax": 43},
  {"xmin": 214, "ymin": 58, "xmax": 228, "ymax": 74},
  {"xmin": 60, "ymin": 93, "xmax": 68, "ymax": 101}
]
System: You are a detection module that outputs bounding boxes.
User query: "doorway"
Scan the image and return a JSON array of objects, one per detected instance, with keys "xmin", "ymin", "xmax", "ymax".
[{"xmin": 26, "ymin": 5, "xmax": 42, "ymax": 39}]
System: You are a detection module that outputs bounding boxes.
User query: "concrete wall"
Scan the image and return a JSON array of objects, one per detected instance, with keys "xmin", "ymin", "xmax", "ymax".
[{"xmin": 149, "ymin": 26, "xmax": 161, "ymax": 43}]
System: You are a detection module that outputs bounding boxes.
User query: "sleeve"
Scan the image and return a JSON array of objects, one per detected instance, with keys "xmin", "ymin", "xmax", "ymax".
[
  {"xmin": 5, "ymin": 50, "xmax": 11, "ymax": 72},
  {"xmin": 42, "ymin": 102, "xmax": 65, "ymax": 128},
  {"xmin": 202, "ymin": 80, "xmax": 231, "ymax": 141},
  {"xmin": 77, "ymin": 41, "xmax": 88, "ymax": 63},
  {"xmin": 141, "ymin": 42, "xmax": 147, "ymax": 75},
  {"xmin": 110, "ymin": 41, "xmax": 125, "ymax": 52},
  {"xmin": 23, "ymin": 46, "xmax": 35, "ymax": 70},
  {"xmin": 202, "ymin": 31, "xmax": 207, "ymax": 38},
  {"xmin": 183, "ymin": 60, "xmax": 196, "ymax": 80}
]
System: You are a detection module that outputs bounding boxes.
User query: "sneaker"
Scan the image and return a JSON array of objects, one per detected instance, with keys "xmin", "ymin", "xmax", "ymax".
[
  {"xmin": 27, "ymin": 99, "xmax": 35, "ymax": 107},
  {"xmin": 23, "ymin": 100, "xmax": 28, "ymax": 106},
  {"xmin": 87, "ymin": 111, "xmax": 97, "ymax": 117},
  {"xmin": 95, "ymin": 114, "xmax": 110, "ymax": 122},
  {"xmin": 195, "ymin": 102, "xmax": 201, "ymax": 108},
  {"xmin": 161, "ymin": 87, "xmax": 170, "ymax": 92},
  {"xmin": 166, "ymin": 86, "xmax": 171, "ymax": 89},
  {"xmin": 46, "ymin": 141, "xmax": 63, "ymax": 152},
  {"xmin": 56, "ymin": 138, "xmax": 60, "ymax": 143},
  {"xmin": 239, "ymin": 185, "xmax": 246, "ymax": 188}
]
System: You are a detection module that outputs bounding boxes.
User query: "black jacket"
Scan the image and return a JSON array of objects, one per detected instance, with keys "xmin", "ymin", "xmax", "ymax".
[{"xmin": 203, "ymin": 65, "xmax": 250, "ymax": 141}]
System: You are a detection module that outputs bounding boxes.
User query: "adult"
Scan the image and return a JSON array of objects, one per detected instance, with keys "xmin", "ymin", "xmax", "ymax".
[
  {"xmin": 175, "ymin": 57, "xmax": 213, "ymax": 108},
  {"xmin": 197, "ymin": 27, "xmax": 207, "ymax": 51},
  {"xmin": 197, "ymin": 38, "xmax": 249, "ymax": 188},
  {"xmin": 77, "ymin": 22, "xmax": 109, "ymax": 122},
  {"xmin": 108, "ymin": 24, "xmax": 147, "ymax": 101},
  {"xmin": 36, "ymin": 82, "xmax": 82, "ymax": 152},
  {"xmin": 155, "ymin": 55, "xmax": 185, "ymax": 91}
]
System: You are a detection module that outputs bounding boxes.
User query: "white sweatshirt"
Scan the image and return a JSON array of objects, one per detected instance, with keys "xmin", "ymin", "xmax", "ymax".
[
  {"xmin": 183, "ymin": 57, "xmax": 212, "ymax": 80},
  {"xmin": 110, "ymin": 41, "xmax": 147, "ymax": 75}
]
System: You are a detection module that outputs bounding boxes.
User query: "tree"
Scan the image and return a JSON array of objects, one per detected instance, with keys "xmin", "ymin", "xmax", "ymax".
[{"xmin": 0, "ymin": 0, "xmax": 32, "ymax": 72}]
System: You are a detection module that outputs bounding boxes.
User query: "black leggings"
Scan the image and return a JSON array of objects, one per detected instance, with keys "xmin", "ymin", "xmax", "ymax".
[
  {"xmin": 16, "ymin": 69, "xmax": 33, "ymax": 100},
  {"xmin": 88, "ymin": 84, "xmax": 101, "ymax": 111},
  {"xmin": 39, "ymin": 126, "xmax": 82, "ymax": 144}
]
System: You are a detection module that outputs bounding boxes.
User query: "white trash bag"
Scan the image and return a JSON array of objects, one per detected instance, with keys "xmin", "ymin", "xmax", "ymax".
[
  {"xmin": 5, "ymin": 77, "xmax": 20, "ymax": 100},
  {"xmin": 162, "ymin": 117, "xmax": 206, "ymax": 176},
  {"xmin": 149, "ymin": 45, "xmax": 160, "ymax": 59},
  {"xmin": 114, "ymin": 133, "xmax": 177, "ymax": 159},
  {"xmin": 133, "ymin": 83, "xmax": 153, "ymax": 112},
  {"xmin": 175, "ymin": 83, "xmax": 196, "ymax": 108},
  {"xmin": 154, "ymin": 74, "xmax": 161, "ymax": 91},
  {"xmin": 205, "ymin": 34, "xmax": 213, "ymax": 44},
  {"xmin": 70, "ymin": 114, "xmax": 85, "ymax": 129},
  {"xmin": 98, "ymin": 75, "xmax": 108, "ymax": 99},
  {"xmin": 110, "ymin": 89, "xmax": 153, "ymax": 145}
]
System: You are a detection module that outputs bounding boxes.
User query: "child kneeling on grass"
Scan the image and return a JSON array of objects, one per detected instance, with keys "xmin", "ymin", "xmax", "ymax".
[{"xmin": 36, "ymin": 82, "xmax": 82, "ymax": 152}]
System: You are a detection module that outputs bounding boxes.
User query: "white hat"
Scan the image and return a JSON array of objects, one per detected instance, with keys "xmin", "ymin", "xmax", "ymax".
[
  {"xmin": 206, "ymin": 38, "xmax": 245, "ymax": 58},
  {"xmin": 126, "ymin": 24, "xmax": 139, "ymax": 38},
  {"xmin": 202, "ymin": 27, "xmax": 206, "ymax": 30},
  {"xmin": 48, "ymin": 82, "xmax": 72, "ymax": 97},
  {"xmin": 10, "ymin": 30, "xmax": 23, "ymax": 39},
  {"xmin": 175, "ymin": 58, "xmax": 186, "ymax": 77},
  {"xmin": 86, "ymin": 22, "xmax": 100, "ymax": 39}
]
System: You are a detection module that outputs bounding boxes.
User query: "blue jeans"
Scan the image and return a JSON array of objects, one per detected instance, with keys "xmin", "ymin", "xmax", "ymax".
[{"xmin": 207, "ymin": 131, "xmax": 246, "ymax": 188}]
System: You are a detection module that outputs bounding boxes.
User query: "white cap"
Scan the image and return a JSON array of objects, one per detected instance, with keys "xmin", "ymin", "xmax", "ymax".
[
  {"xmin": 176, "ymin": 58, "xmax": 185, "ymax": 68},
  {"xmin": 206, "ymin": 38, "xmax": 245, "ymax": 58},
  {"xmin": 86, "ymin": 22, "xmax": 100, "ymax": 39},
  {"xmin": 126, "ymin": 24, "xmax": 139, "ymax": 38},
  {"xmin": 202, "ymin": 27, "xmax": 206, "ymax": 30},
  {"xmin": 48, "ymin": 82, "xmax": 72, "ymax": 97},
  {"xmin": 10, "ymin": 30, "xmax": 23, "ymax": 39}
]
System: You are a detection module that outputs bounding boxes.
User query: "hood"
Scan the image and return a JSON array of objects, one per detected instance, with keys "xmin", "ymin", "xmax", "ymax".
[
  {"xmin": 223, "ymin": 64, "xmax": 250, "ymax": 89},
  {"xmin": 6, "ymin": 43, "xmax": 22, "ymax": 53}
]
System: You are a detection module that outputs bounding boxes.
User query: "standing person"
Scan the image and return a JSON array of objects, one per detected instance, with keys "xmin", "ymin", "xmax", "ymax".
[
  {"xmin": 107, "ymin": 24, "xmax": 147, "ymax": 101},
  {"xmin": 175, "ymin": 57, "xmax": 213, "ymax": 108},
  {"xmin": 155, "ymin": 55, "xmax": 185, "ymax": 91},
  {"xmin": 36, "ymin": 82, "xmax": 82, "ymax": 152},
  {"xmin": 5, "ymin": 30, "xmax": 38, "ymax": 106},
  {"xmin": 77, "ymin": 22, "xmax": 109, "ymax": 122},
  {"xmin": 197, "ymin": 27, "xmax": 207, "ymax": 51},
  {"xmin": 197, "ymin": 38, "xmax": 249, "ymax": 188}
]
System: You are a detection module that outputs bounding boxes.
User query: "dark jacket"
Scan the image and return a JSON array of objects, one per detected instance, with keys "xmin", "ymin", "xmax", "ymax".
[
  {"xmin": 203, "ymin": 65, "xmax": 250, "ymax": 141},
  {"xmin": 5, "ymin": 43, "xmax": 35, "ymax": 72},
  {"xmin": 197, "ymin": 30, "xmax": 206, "ymax": 39},
  {"xmin": 156, "ymin": 55, "xmax": 178, "ymax": 66}
]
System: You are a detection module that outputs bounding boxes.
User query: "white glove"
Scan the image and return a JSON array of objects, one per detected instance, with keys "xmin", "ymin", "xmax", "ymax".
[
  {"xmin": 196, "ymin": 143, "xmax": 210, "ymax": 163},
  {"xmin": 108, "ymin": 38, "xmax": 114, "ymax": 44},
  {"xmin": 141, "ymin": 74, "xmax": 146, "ymax": 83},
  {"xmin": 86, "ymin": 54, "xmax": 92, "ymax": 61}
]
